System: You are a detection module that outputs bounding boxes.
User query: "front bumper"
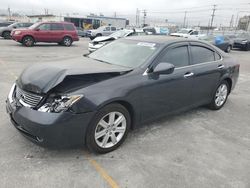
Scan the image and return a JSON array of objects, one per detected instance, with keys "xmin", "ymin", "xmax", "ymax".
[
  {"xmin": 6, "ymin": 98, "xmax": 96, "ymax": 148},
  {"xmin": 233, "ymin": 42, "xmax": 247, "ymax": 49},
  {"xmin": 11, "ymin": 34, "xmax": 23, "ymax": 42}
]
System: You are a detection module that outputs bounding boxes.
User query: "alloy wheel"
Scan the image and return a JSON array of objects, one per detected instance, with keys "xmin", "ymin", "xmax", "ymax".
[
  {"xmin": 215, "ymin": 84, "xmax": 228, "ymax": 107},
  {"xmin": 94, "ymin": 111, "xmax": 127, "ymax": 149}
]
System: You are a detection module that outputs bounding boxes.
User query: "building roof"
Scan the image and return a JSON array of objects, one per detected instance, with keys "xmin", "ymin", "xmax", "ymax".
[
  {"xmin": 87, "ymin": 15, "xmax": 127, "ymax": 21},
  {"xmin": 27, "ymin": 14, "xmax": 55, "ymax": 18}
]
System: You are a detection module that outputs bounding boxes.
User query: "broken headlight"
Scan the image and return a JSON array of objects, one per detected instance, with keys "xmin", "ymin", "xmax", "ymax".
[{"xmin": 38, "ymin": 95, "xmax": 83, "ymax": 113}]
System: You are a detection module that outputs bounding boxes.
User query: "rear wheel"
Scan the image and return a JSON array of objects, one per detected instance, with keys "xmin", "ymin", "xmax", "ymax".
[
  {"xmin": 3, "ymin": 31, "xmax": 11, "ymax": 39},
  {"xmin": 208, "ymin": 81, "xmax": 229, "ymax": 110},
  {"xmin": 86, "ymin": 103, "xmax": 131, "ymax": 154},
  {"xmin": 22, "ymin": 36, "xmax": 34, "ymax": 47},
  {"xmin": 63, "ymin": 37, "xmax": 72, "ymax": 46},
  {"xmin": 244, "ymin": 43, "xmax": 250, "ymax": 51}
]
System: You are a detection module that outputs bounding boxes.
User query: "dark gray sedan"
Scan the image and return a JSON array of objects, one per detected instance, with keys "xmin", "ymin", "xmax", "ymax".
[{"xmin": 6, "ymin": 36, "xmax": 239, "ymax": 153}]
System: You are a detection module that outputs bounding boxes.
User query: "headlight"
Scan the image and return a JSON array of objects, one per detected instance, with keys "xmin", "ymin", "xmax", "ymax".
[
  {"xmin": 38, "ymin": 94, "xmax": 83, "ymax": 113},
  {"xmin": 241, "ymin": 40, "xmax": 248, "ymax": 43},
  {"xmin": 15, "ymin": 31, "xmax": 21, "ymax": 35}
]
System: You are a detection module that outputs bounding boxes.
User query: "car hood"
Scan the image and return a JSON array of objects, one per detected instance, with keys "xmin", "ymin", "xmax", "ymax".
[
  {"xmin": 93, "ymin": 36, "xmax": 116, "ymax": 42},
  {"xmin": 17, "ymin": 57, "xmax": 132, "ymax": 94},
  {"xmin": 234, "ymin": 38, "xmax": 249, "ymax": 42}
]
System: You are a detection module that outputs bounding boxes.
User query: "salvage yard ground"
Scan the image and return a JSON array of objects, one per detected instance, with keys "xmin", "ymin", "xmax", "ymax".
[{"xmin": 0, "ymin": 38, "xmax": 249, "ymax": 188}]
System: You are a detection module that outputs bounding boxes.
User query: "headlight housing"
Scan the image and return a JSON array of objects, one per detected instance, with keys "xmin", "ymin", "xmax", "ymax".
[
  {"xmin": 241, "ymin": 40, "xmax": 248, "ymax": 43},
  {"xmin": 38, "ymin": 94, "xmax": 83, "ymax": 113},
  {"xmin": 15, "ymin": 31, "xmax": 21, "ymax": 35}
]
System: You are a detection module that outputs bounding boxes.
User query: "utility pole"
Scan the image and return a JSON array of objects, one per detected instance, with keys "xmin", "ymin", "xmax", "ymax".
[
  {"xmin": 210, "ymin": 4, "xmax": 217, "ymax": 32},
  {"xmin": 229, "ymin": 14, "xmax": 234, "ymax": 28},
  {"xmin": 114, "ymin": 12, "xmax": 117, "ymax": 18},
  {"xmin": 7, "ymin": 6, "xmax": 11, "ymax": 21},
  {"xmin": 183, "ymin": 11, "xmax": 187, "ymax": 28},
  {"xmin": 142, "ymin": 9, "xmax": 147, "ymax": 27},
  {"xmin": 136, "ymin": 8, "xmax": 140, "ymax": 27}
]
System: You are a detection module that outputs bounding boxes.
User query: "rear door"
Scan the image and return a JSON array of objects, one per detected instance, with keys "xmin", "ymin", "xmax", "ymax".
[
  {"xmin": 50, "ymin": 23, "xmax": 64, "ymax": 42},
  {"xmin": 34, "ymin": 23, "xmax": 51, "ymax": 42},
  {"xmin": 102, "ymin": 27, "xmax": 111, "ymax": 36},
  {"xmin": 189, "ymin": 42, "xmax": 224, "ymax": 105}
]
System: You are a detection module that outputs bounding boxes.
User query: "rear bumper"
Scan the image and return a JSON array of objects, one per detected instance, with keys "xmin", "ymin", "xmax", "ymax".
[{"xmin": 6, "ymin": 98, "xmax": 96, "ymax": 148}]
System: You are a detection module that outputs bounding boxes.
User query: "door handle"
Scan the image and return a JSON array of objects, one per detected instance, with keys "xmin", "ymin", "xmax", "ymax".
[
  {"xmin": 218, "ymin": 64, "xmax": 225, "ymax": 69},
  {"xmin": 184, "ymin": 72, "xmax": 194, "ymax": 78}
]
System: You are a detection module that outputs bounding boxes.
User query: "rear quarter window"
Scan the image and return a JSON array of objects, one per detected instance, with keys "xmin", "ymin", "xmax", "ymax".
[{"xmin": 64, "ymin": 24, "xmax": 75, "ymax": 31}]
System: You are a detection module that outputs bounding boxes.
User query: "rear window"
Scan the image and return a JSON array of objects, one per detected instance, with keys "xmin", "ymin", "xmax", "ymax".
[
  {"xmin": 51, "ymin": 23, "xmax": 64, "ymax": 30},
  {"xmin": 64, "ymin": 24, "xmax": 75, "ymax": 31}
]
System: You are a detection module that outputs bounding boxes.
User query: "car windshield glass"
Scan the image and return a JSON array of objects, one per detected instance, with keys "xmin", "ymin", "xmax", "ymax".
[
  {"xmin": 29, "ymin": 23, "xmax": 40, "ymax": 29},
  {"xmin": 88, "ymin": 39, "xmax": 159, "ymax": 68},
  {"xmin": 8, "ymin": 23, "xmax": 18, "ymax": 28},
  {"xmin": 109, "ymin": 30, "xmax": 131, "ymax": 38},
  {"xmin": 178, "ymin": 29, "xmax": 189, "ymax": 34}
]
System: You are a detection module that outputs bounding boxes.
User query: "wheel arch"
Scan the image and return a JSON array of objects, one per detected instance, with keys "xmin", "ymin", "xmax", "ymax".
[
  {"xmin": 97, "ymin": 99, "xmax": 136, "ymax": 130},
  {"xmin": 223, "ymin": 77, "xmax": 232, "ymax": 93},
  {"xmin": 22, "ymin": 35, "xmax": 35, "ymax": 43}
]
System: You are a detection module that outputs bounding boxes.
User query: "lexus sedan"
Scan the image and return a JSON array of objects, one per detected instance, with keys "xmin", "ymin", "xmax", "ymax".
[{"xmin": 6, "ymin": 36, "xmax": 239, "ymax": 153}]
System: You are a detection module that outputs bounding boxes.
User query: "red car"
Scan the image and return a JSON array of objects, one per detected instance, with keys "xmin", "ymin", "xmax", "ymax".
[{"xmin": 11, "ymin": 22, "xmax": 79, "ymax": 47}]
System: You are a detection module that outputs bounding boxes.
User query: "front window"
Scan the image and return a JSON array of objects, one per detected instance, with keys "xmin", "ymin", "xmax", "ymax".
[
  {"xmin": 109, "ymin": 30, "xmax": 131, "ymax": 38},
  {"xmin": 88, "ymin": 39, "xmax": 159, "ymax": 68},
  {"xmin": 38, "ymin": 23, "xmax": 51, "ymax": 30}
]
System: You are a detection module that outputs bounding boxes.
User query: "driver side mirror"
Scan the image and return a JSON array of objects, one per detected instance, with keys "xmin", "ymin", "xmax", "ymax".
[
  {"xmin": 13, "ymin": 26, "xmax": 17, "ymax": 29},
  {"xmin": 152, "ymin": 62, "xmax": 175, "ymax": 75},
  {"xmin": 35, "ymin": 28, "xmax": 40, "ymax": 31}
]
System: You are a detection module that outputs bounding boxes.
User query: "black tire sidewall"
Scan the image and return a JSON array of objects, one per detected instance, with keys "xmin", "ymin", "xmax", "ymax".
[
  {"xmin": 3, "ymin": 31, "xmax": 10, "ymax": 39},
  {"xmin": 210, "ymin": 81, "xmax": 229, "ymax": 110},
  {"xmin": 86, "ymin": 103, "xmax": 131, "ymax": 154}
]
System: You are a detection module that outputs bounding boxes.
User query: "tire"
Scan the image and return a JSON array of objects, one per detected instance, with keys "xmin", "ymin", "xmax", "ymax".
[
  {"xmin": 225, "ymin": 45, "xmax": 232, "ymax": 53},
  {"xmin": 208, "ymin": 81, "xmax": 230, "ymax": 110},
  {"xmin": 96, "ymin": 33, "xmax": 102, "ymax": 37},
  {"xmin": 63, "ymin": 36, "xmax": 72, "ymax": 47},
  {"xmin": 3, "ymin": 31, "xmax": 11, "ymax": 39},
  {"xmin": 22, "ymin": 36, "xmax": 34, "ymax": 47},
  {"xmin": 244, "ymin": 43, "xmax": 250, "ymax": 51},
  {"xmin": 86, "ymin": 103, "xmax": 131, "ymax": 154}
]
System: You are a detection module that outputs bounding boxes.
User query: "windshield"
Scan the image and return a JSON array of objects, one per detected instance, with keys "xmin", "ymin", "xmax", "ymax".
[
  {"xmin": 88, "ymin": 39, "xmax": 159, "ymax": 68},
  {"xmin": 29, "ymin": 22, "xmax": 40, "ymax": 29},
  {"xmin": 109, "ymin": 30, "xmax": 131, "ymax": 38},
  {"xmin": 177, "ymin": 29, "xmax": 190, "ymax": 34}
]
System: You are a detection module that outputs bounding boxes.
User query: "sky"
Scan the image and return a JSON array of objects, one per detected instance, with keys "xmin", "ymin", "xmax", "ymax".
[{"xmin": 0, "ymin": 0, "xmax": 250, "ymax": 26}]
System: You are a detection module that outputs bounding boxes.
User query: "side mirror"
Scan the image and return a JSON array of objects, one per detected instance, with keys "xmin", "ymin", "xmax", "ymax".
[
  {"xmin": 35, "ymin": 28, "xmax": 40, "ymax": 31},
  {"xmin": 13, "ymin": 26, "xmax": 17, "ymax": 29},
  {"xmin": 153, "ymin": 62, "xmax": 175, "ymax": 75}
]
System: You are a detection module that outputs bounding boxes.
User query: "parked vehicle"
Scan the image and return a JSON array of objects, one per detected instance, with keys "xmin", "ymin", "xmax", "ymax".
[
  {"xmin": 143, "ymin": 26, "xmax": 169, "ymax": 35},
  {"xmin": 199, "ymin": 35, "xmax": 233, "ymax": 53},
  {"xmin": 11, "ymin": 22, "xmax": 79, "ymax": 47},
  {"xmin": 6, "ymin": 36, "xmax": 239, "ymax": 153},
  {"xmin": 170, "ymin": 28, "xmax": 193, "ymax": 37},
  {"xmin": 183, "ymin": 30, "xmax": 206, "ymax": 39},
  {"xmin": 87, "ymin": 26, "xmax": 119, "ymax": 40},
  {"xmin": 76, "ymin": 27, "xmax": 87, "ymax": 37},
  {"xmin": 0, "ymin": 22, "xmax": 33, "ymax": 39},
  {"xmin": 233, "ymin": 33, "xmax": 250, "ymax": 51},
  {"xmin": 0, "ymin": 21, "xmax": 15, "ymax": 27},
  {"xmin": 88, "ymin": 29, "xmax": 145, "ymax": 52}
]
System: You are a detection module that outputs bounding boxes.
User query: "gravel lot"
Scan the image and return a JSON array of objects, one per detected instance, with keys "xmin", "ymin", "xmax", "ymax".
[{"xmin": 0, "ymin": 38, "xmax": 249, "ymax": 188}]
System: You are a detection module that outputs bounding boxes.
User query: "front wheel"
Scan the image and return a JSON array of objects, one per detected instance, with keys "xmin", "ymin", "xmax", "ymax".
[
  {"xmin": 63, "ymin": 37, "xmax": 72, "ymax": 46},
  {"xmin": 86, "ymin": 103, "xmax": 131, "ymax": 154},
  {"xmin": 208, "ymin": 81, "xmax": 229, "ymax": 110},
  {"xmin": 225, "ymin": 45, "xmax": 232, "ymax": 53},
  {"xmin": 22, "ymin": 36, "xmax": 34, "ymax": 47}
]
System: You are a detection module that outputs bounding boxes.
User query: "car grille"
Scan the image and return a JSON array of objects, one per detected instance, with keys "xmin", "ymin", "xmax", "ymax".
[{"xmin": 15, "ymin": 86, "xmax": 43, "ymax": 108}]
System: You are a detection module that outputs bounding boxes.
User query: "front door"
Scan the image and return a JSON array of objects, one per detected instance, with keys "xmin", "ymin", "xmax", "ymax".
[
  {"xmin": 141, "ymin": 43, "xmax": 194, "ymax": 121},
  {"xmin": 34, "ymin": 23, "xmax": 51, "ymax": 42}
]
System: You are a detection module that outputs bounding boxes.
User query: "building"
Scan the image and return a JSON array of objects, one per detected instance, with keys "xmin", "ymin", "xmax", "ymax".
[
  {"xmin": 26, "ymin": 14, "xmax": 128, "ymax": 29},
  {"xmin": 237, "ymin": 15, "xmax": 250, "ymax": 31}
]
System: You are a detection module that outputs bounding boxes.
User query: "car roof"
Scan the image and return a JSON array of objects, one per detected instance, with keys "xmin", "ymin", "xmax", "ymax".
[{"xmin": 125, "ymin": 35, "xmax": 191, "ymax": 44}]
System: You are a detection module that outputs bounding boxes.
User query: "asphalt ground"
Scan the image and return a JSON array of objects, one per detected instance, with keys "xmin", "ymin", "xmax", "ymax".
[{"xmin": 0, "ymin": 38, "xmax": 249, "ymax": 188}]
